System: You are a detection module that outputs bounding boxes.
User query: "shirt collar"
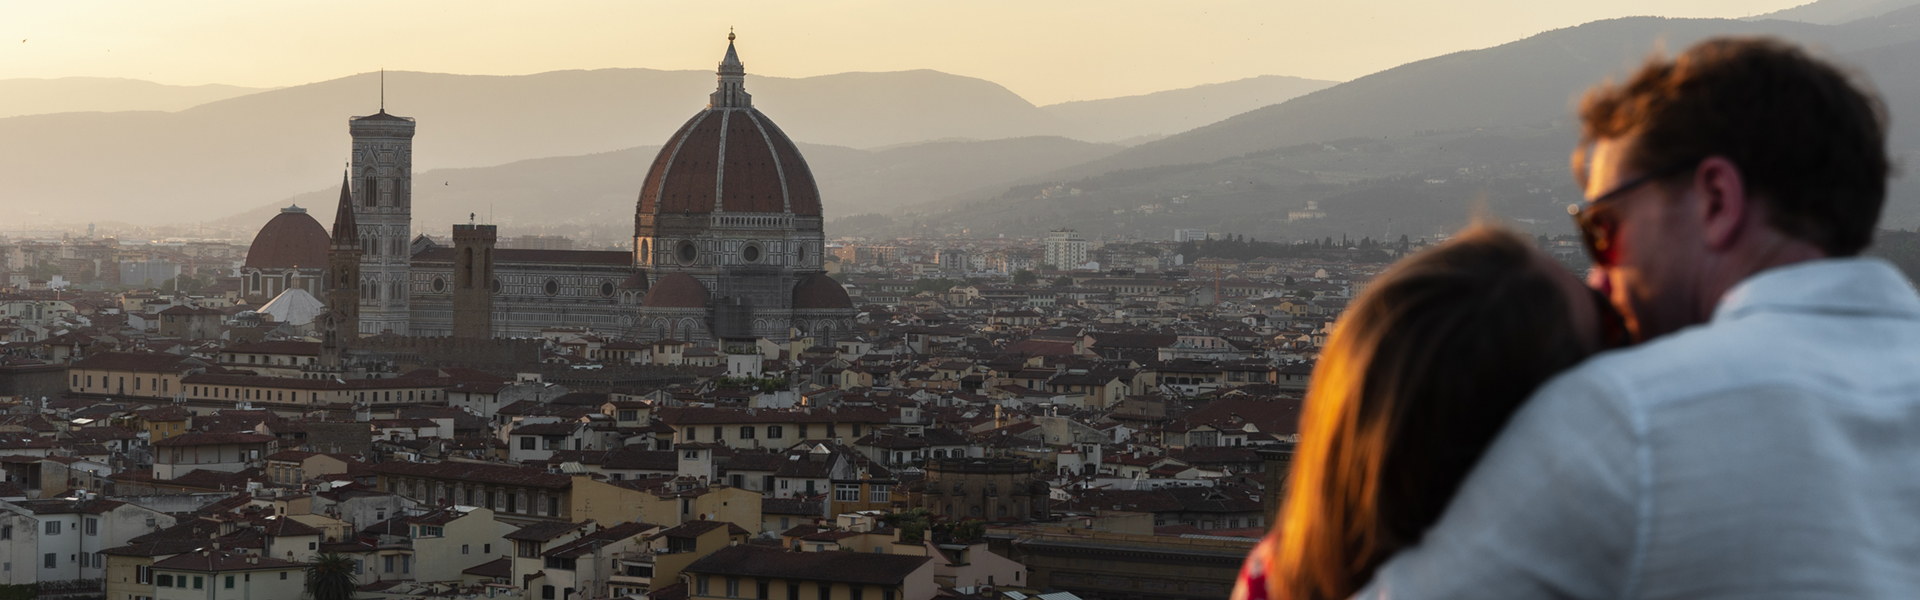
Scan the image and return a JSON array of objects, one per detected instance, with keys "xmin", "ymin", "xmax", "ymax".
[{"xmin": 1713, "ymin": 257, "xmax": 1920, "ymax": 323}]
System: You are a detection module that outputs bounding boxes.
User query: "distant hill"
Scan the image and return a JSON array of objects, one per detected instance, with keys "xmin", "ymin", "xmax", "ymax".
[
  {"xmin": 0, "ymin": 77, "xmax": 271, "ymax": 118},
  {"xmin": 1750, "ymin": 0, "xmax": 1920, "ymax": 24},
  {"xmin": 887, "ymin": 11, "xmax": 1920, "ymax": 240},
  {"xmin": 1040, "ymin": 76, "xmax": 1337, "ymax": 142},
  {"xmin": 0, "ymin": 68, "xmax": 1078, "ymax": 224},
  {"xmin": 1036, "ymin": 16, "xmax": 1903, "ymax": 181},
  {"xmin": 216, "ymin": 136, "xmax": 1123, "ymax": 242}
]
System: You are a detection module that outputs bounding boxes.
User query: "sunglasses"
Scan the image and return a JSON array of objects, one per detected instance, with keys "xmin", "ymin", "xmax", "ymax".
[{"xmin": 1567, "ymin": 160, "xmax": 1698, "ymax": 266}]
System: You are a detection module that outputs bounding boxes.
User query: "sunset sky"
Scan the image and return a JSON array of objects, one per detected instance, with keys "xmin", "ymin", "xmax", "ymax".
[{"xmin": 7, "ymin": 1, "xmax": 1808, "ymax": 105}]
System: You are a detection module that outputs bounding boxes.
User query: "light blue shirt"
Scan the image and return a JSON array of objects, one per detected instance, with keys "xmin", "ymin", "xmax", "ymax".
[{"xmin": 1359, "ymin": 257, "xmax": 1920, "ymax": 599}]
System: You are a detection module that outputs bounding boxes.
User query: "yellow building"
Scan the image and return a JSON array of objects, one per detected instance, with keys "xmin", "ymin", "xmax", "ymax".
[
  {"xmin": 131, "ymin": 406, "xmax": 192, "ymax": 443},
  {"xmin": 67, "ymin": 352, "xmax": 205, "ymax": 400},
  {"xmin": 569, "ymin": 475, "xmax": 761, "ymax": 527}
]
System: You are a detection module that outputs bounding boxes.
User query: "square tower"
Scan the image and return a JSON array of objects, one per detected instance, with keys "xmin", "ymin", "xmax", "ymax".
[{"xmin": 349, "ymin": 110, "xmax": 416, "ymax": 335}]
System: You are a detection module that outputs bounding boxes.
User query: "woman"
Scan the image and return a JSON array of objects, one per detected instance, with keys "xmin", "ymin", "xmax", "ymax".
[{"xmin": 1233, "ymin": 226, "xmax": 1617, "ymax": 600}]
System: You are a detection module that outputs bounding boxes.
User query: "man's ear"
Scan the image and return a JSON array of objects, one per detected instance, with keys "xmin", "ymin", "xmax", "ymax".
[{"xmin": 1694, "ymin": 155, "xmax": 1750, "ymax": 251}]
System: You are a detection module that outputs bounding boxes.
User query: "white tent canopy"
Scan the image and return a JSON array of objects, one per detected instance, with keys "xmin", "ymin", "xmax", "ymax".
[{"xmin": 259, "ymin": 287, "xmax": 327, "ymax": 326}]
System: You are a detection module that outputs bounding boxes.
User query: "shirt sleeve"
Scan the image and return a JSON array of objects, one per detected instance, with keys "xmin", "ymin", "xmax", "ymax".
[{"xmin": 1354, "ymin": 367, "xmax": 1644, "ymax": 600}]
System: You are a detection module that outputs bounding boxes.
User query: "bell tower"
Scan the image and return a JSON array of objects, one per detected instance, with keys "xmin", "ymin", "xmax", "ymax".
[
  {"xmin": 322, "ymin": 172, "xmax": 361, "ymax": 368},
  {"xmin": 451, "ymin": 222, "xmax": 497, "ymax": 340},
  {"xmin": 349, "ymin": 100, "xmax": 416, "ymax": 335}
]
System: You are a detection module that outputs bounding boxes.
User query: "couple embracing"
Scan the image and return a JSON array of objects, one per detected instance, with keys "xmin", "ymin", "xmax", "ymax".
[{"xmin": 1237, "ymin": 37, "xmax": 1918, "ymax": 600}]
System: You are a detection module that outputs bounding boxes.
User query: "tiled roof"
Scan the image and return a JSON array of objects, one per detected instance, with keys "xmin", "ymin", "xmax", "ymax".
[
  {"xmin": 649, "ymin": 519, "xmax": 749, "ymax": 541},
  {"xmin": 505, "ymin": 519, "xmax": 592, "ymax": 542},
  {"xmin": 643, "ymin": 273, "xmax": 708, "ymax": 309},
  {"xmin": 154, "ymin": 432, "xmax": 277, "ymax": 447},
  {"xmin": 464, "ymin": 556, "xmax": 513, "ymax": 578},
  {"xmin": 152, "ymin": 550, "xmax": 303, "ymax": 572},
  {"xmin": 683, "ymin": 544, "xmax": 931, "ymax": 585},
  {"xmin": 412, "ymin": 247, "xmax": 632, "ymax": 266},
  {"xmin": 369, "ymin": 461, "xmax": 571, "ymax": 490},
  {"xmin": 545, "ymin": 521, "xmax": 661, "ymax": 558},
  {"xmin": 71, "ymin": 351, "xmax": 205, "ymax": 373},
  {"xmin": 221, "ymin": 340, "xmax": 321, "ymax": 356}
]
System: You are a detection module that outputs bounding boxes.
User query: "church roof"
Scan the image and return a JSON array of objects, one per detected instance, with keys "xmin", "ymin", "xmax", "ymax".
[
  {"xmin": 350, "ymin": 109, "xmax": 414, "ymax": 123},
  {"xmin": 245, "ymin": 207, "xmax": 330, "ymax": 270},
  {"xmin": 644, "ymin": 273, "xmax": 709, "ymax": 309},
  {"xmin": 793, "ymin": 274, "xmax": 853, "ymax": 310},
  {"xmin": 635, "ymin": 36, "xmax": 821, "ymax": 217}
]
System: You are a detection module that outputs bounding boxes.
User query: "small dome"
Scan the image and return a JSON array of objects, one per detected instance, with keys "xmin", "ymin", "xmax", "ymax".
[
  {"xmin": 245, "ymin": 207, "xmax": 330, "ymax": 270},
  {"xmin": 793, "ymin": 274, "xmax": 852, "ymax": 310},
  {"xmin": 619, "ymin": 271, "xmax": 650, "ymax": 290},
  {"xmin": 644, "ymin": 273, "xmax": 709, "ymax": 309}
]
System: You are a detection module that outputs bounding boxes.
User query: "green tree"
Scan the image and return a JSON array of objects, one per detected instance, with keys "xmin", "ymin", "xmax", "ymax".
[
  {"xmin": 882, "ymin": 508, "xmax": 933, "ymax": 543},
  {"xmin": 1011, "ymin": 270, "xmax": 1038, "ymax": 285},
  {"xmin": 1051, "ymin": 275, "xmax": 1075, "ymax": 287},
  {"xmin": 305, "ymin": 553, "xmax": 358, "ymax": 600}
]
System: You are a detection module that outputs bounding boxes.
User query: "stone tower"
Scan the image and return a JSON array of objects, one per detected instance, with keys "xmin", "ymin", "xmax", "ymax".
[
  {"xmin": 322, "ymin": 173, "xmax": 362, "ymax": 368},
  {"xmin": 349, "ymin": 108, "xmax": 416, "ymax": 335},
  {"xmin": 632, "ymin": 33, "xmax": 855, "ymax": 345},
  {"xmin": 451, "ymin": 223, "xmax": 497, "ymax": 340}
]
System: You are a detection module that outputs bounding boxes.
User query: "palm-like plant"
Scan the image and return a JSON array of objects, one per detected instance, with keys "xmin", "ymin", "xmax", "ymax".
[{"xmin": 305, "ymin": 552, "xmax": 358, "ymax": 600}]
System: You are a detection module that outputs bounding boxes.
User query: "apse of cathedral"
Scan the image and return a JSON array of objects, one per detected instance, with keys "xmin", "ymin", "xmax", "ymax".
[{"xmin": 262, "ymin": 33, "xmax": 853, "ymax": 345}]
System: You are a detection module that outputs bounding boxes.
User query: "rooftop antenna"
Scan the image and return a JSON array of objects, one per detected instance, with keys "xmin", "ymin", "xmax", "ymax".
[{"xmin": 380, "ymin": 68, "xmax": 385, "ymax": 112}]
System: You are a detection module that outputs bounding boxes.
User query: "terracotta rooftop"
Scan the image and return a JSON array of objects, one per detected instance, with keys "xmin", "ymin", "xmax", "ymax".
[{"xmin": 682, "ymin": 544, "xmax": 931, "ymax": 585}]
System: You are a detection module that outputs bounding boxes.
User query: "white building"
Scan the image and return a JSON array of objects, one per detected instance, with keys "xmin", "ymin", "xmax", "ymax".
[
  {"xmin": 151, "ymin": 551, "xmax": 304, "ymax": 600},
  {"xmin": 0, "ymin": 496, "xmax": 175, "ymax": 585},
  {"xmin": 1044, "ymin": 229, "xmax": 1089, "ymax": 270}
]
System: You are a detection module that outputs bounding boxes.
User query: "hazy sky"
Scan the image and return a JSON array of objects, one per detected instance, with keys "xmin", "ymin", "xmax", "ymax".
[{"xmin": 7, "ymin": 0, "xmax": 1808, "ymax": 105}]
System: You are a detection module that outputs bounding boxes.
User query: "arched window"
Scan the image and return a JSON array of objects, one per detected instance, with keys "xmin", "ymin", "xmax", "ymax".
[{"xmin": 363, "ymin": 176, "xmax": 377, "ymax": 207}]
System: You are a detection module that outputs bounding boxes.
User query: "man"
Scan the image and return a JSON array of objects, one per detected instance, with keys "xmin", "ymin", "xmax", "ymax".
[{"xmin": 1359, "ymin": 38, "xmax": 1917, "ymax": 598}]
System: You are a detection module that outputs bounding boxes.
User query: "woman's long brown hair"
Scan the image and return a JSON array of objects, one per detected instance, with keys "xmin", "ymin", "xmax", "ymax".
[{"xmin": 1269, "ymin": 226, "xmax": 1593, "ymax": 599}]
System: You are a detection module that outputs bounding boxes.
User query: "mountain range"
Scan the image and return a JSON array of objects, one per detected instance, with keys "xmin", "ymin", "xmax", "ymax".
[
  {"xmin": 8, "ymin": 0, "xmax": 1920, "ymax": 245},
  {"xmin": 877, "ymin": 5, "xmax": 1920, "ymax": 241},
  {"xmin": 0, "ymin": 77, "xmax": 271, "ymax": 118},
  {"xmin": 0, "ymin": 67, "xmax": 1330, "ymax": 226}
]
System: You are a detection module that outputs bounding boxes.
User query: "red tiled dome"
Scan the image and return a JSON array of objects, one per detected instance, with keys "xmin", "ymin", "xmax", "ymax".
[
  {"xmin": 636, "ymin": 109, "xmax": 821, "ymax": 217},
  {"xmin": 644, "ymin": 272, "xmax": 709, "ymax": 309},
  {"xmin": 245, "ymin": 207, "xmax": 330, "ymax": 270},
  {"xmin": 636, "ymin": 39, "xmax": 819, "ymax": 219},
  {"xmin": 792, "ymin": 274, "xmax": 852, "ymax": 310}
]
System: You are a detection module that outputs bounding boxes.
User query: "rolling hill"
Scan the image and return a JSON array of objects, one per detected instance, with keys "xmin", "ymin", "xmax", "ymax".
[
  {"xmin": 1040, "ymin": 75, "xmax": 1337, "ymax": 143},
  {"xmin": 882, "ymin": 10, "xmax": 1920, "ymax": 240},
  {"xmin": 0, "ymin": 77, "xmax": 271, "ymax": 118},
  {"xmin": 212, "ymin": 136, "xmax": 1123, "ymax": 242},
  {"xmin": 0, "ymin": 64, "xmax": 1336, "ymax": 227},
  {"xmin": 0, "ymin": 68, "xmax": 1077, "ymax": 225}
]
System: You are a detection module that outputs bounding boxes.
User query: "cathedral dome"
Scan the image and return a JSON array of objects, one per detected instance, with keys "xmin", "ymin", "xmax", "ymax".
[
  {"xmin": 245, "ymin": 206, "xmax": 330, "ymax": 270},
  {"xmin": 792, "ymin": 274, "xmax": 853, "ymax": 310},
  {"xmin": 635, "ymin": 37, "xmax": 821, "ymax": 217},
  {"xmin": 644, "ymin": 272, "xmax": 710, "ymax": 309}
]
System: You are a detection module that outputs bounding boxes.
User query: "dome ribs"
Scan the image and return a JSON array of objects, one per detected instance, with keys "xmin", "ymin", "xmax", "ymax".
[
  {"xmin": 722, "ymin": 110, "xmax": 784, "ymax": 213},
  {"xmin": 753, "ymin": 112, "xmax": 822, "ymax": 216},
  {"xmin": 637, "ymin": 112, "xmax": 707, "ymax": 218}
]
